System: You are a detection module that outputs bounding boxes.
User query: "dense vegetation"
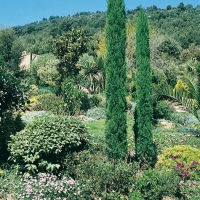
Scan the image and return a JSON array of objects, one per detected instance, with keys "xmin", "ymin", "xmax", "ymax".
[{"xmin": 0, "ymin": 1, "xmax": 200, "ymax": 199}]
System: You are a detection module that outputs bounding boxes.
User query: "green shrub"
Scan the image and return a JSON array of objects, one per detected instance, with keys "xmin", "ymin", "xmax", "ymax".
[
  {"xmin": 8, "ymin": 115, "xmax": 90, "ymax": 174},
  {"xmin": 157, "ymin": 145, "xmax": 200, "ymax": 180},
  {"xmin": 62, "ymin": 79, "xmax": 90, "ymax": 115},
  {"xmin": 0, "ymin": 112, "xmax": 24, "ymax": 161},
  {"xmin": 77, "ymin": 156, "xmax": 138, "ymax": 199},
  {"xmin": 86, "ymin": 107, "xmax": 105, "ymax": 120},
  {"xmin": 129, "ymin": 190, "xmax": 144, "ymax": 200},
  {"xmin": 35, "ymin": 93, "xmax": 67, "ymax": 115},
  {"xmin": 0, "ymin": 68, "xmax": 26, "ymax": 118},
  {"xmin": 88, "ymin": 94, "xmax": 101, "ymax": 108},
  {"xmin": 153, "ymin": 100, "xmax": 171, "ymax": 120},
  {"xmin": 134, "ymin": 169, "xmax": 180, "ymax": 200}
]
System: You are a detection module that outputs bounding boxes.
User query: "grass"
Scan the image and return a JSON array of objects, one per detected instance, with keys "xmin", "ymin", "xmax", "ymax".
[{"xmin": 84, "ymin": 114, "xmax": 134, "ymax": 136}]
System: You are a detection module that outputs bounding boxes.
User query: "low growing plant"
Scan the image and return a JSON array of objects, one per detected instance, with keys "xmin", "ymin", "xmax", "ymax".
[
  {"xmin": 86, "ymin": 107, "xmax": 105, "ymax": 120},
  {"xmin": 8, "ymin": 115, "xmax": 90, "ymax": 174},
  {"xmin": 14, "ymin": 173, "xmax": 83, "ymax": 200},
  {"xmin": 157, "ymin": 145, "xmax": 200, "ymax": 181},
  {"xmin": 77, "ymin": 156, "xmax": 138, "ymax": 199},
  {"xmin": 133, "ymin": 169, "xmax": 181, "ymax": 200}
]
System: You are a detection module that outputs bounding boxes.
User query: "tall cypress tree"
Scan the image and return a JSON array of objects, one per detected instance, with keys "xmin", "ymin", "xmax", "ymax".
[
  {"xmin": 105, "ymin": 0, "xmax": 127, "ymax": 159},
  {"xmin": 134, "ymin": 8, "xmax": 157, "ymax": 168}
]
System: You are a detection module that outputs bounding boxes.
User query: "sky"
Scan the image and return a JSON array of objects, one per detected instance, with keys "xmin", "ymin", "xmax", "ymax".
[{"xmin": 0, "ymin": 0, "xmax": 199, "ymax": 27}]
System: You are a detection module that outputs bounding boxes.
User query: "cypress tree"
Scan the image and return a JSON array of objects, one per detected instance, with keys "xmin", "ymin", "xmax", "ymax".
[
  {"xmin": 134, "ymin": 8, "xmax": 157, "ymax": 168},
  {"xmin": 105, "ymin": 0, "xmax": 127, "ymax": 159}
]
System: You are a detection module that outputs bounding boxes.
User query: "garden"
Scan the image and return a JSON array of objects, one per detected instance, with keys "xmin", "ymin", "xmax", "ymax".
[{"xmin": 1, "ymin": 1, "xmax": 200, "ymax": 200}]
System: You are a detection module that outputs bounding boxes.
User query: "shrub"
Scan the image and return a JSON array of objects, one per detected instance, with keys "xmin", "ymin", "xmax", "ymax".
[
  {"xmin": 35, "ymin": 93, "xmax": 67, "ymax": 115},
  {"xmin": 0, "ymin": 67, "xmax": 26, "ymax": 118},
  {"xmin": 88, "ymin": 94, "xmax": 101, "ymax": 108},
  {"xmin": 77, "ymin": 156, "xmax": 138, "ymax": 199},
  {"xmin": 153, "ymin": 100, "xmax": 171, "ymax": 120},
  {"xmin": 133, "ymin": 169, "xmax": 180, "ymax": 200},
  {"xmin": 157, "ymin": 145, "xmax": 200, "ymax": 180},
  {"xmin": 0, "ymin": 112, "xmax": 24, "ymax": 161},
  {"xmin": 86, "ymin": 107, "xmax": 105, "ymax": 120},
  {"xmin": 8, "ymin": 115, "xmax": 90, "ymax": 174},
  {"xmin": 62, "ymin": 79, "xmax": 90, "ymax": 115}
]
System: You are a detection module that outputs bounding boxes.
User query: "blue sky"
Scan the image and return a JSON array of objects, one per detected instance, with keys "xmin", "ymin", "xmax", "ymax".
[{"xmin": 0, "ymin": 0, "xmax": 199, "ymax": 27}]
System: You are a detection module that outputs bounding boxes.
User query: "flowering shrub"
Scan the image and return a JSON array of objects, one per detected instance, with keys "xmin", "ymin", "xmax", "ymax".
[
  {"xmin": 14, "ymin": 173, "xmax": 82, "ymax": 200},
  {"xmin": 157, "ymin": 145, "xmax": 200, "ymax": 180}
]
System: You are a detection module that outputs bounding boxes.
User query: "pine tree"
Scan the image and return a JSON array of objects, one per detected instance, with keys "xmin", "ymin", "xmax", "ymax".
[
  {"xmin": 134, "ymin": 8, "xmax": 157, "ymax": 168},
  {"xmin": 105, "ymin": 0, "xmax": 127, "ymax": 159}
]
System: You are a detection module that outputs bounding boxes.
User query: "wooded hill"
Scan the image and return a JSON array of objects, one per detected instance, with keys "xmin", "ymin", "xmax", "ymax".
[{"xmin": 11, "ymin": 3, "xmax": 200, "ymax": 55}]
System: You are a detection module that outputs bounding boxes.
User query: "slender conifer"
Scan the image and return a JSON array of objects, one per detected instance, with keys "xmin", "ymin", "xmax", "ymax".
[
  {"xmin": 105, "ymin": 0, "xmax": 127, "ymax": 159},
  {"xmin": 134, "ymin": 8, "xmax": 157, "ymax": 167}
]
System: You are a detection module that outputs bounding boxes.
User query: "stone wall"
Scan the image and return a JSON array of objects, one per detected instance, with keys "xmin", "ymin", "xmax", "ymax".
[{"xmin": 19, "ymin": 51, "xmax": 39, "ymax": 70}]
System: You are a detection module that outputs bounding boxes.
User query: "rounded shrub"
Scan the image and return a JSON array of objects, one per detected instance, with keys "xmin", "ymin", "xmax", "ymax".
[
  {"xmin": 8, "ymin": 115, "xmax": 90, "ymax": 174},
  {"xmin": 153, "ymin": 100, "xmax": 171, "ymax": 120},
  {"xmin": 157, "ymin": 145, "xmax": 200, "ymax": 180}
]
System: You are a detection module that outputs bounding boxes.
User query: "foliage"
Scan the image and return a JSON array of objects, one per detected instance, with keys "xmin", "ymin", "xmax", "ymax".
[
  {"xmin": 153, "ymin": 100, "xmax": 171, "ymax": 120},
  {"xmin": 134, "ymin": 8, "xmax": 157, "ymax": 168},
  {"xmin": 52, "ymin": 28, "xmax": 88, "ymax": 79},
  {"xmin": 0, "ymin": 112, "xmax": 25, "ymax": 161},
  {"xmin": 180, "ymin": 43, "xmax": 200, "ymax": 61},
  {"xmin": 133, "ymin": 169, "xmax": 181, "ymax": 200},
  {"xmin": 8, "ymin": 115, "xmax": 90, "ymax": 174},
  {"xmin": 105, "ymin": 0, "xmax": 127, "ymax": 160},
  {"xmin": 61, "ymin": 79, "xmax": 90, "ymax": 115},
  {"xmin": 34, "ymin": 93, "xmax": 67, "ymax": 115},
  {"xmin": 77, "ymin": 53, "xmax": 105, "ymax": 94},
  {"xmin": 155, "ymin": 80, "xmax": 199, "ymax": 118},
  {"xmin": 0, "ymin": 68, "xmax": 26, "ymax": 118},
  {"xmin": 179, "ymin": 180, "xmax": 200, "ymax": 199},
  {"xmin": 28, "ymin": 53, "xmax": 60, "ymax": 86},
  {"xmin": 157, "ymin": 145, "xmax": 200, "ymax": 180},
  {"xmin": 170, "ymin": 113, "xmax": 199, "ymax": 126},
  {"xmin": 88, "ymin": 94, "xmax": 101, "ymax": 108},
  {"xmin": 86, "ymin": 107, "xmax": 105, "ymax": 120},
  {"xmin": 0, "ymin": 28, "xmax": 24, "ymax": 71},
  {"xmin": 76, "ymin": 155, "xmax": 138, "ymax": 199}
]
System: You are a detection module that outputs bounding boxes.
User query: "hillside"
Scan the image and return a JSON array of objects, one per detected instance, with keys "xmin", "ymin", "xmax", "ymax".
[{"xmin": 9, "ymin": 3, "xmax": 200, "ymax": 55}]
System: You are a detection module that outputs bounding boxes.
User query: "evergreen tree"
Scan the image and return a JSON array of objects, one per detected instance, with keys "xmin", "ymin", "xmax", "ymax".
[
  {"xmin": 134, "ymin": 8, "xmax": 157, "ymax": 168},
  {"xmin": 105, "ymin": 0, "xmax": 127, "ymax": 159}
]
